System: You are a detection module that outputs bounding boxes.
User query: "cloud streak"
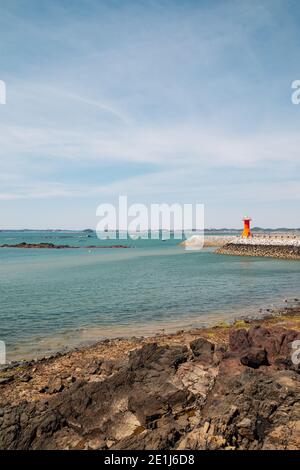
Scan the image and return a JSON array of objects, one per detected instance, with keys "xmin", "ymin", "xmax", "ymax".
[{"xmin": 0, "ymin": 0, "xmax": 299, "ymax": 227}]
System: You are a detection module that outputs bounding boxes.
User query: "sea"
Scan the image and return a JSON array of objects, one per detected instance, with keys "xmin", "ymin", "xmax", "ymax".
[{"xmin": 0, "ymin": 230, "xmax": 299, "ymax": 361}]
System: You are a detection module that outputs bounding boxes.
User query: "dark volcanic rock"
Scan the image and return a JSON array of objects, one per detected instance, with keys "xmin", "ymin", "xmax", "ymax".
[
  {"xmin": 0, "ymin": 376, "xmax": 14, "ymax": 386},
  {"xmin": 176, "ymin": 364, "xmax": 300, "ymax": 450},
  {"xmin": 47, "ymin": 377, "xmax": 64, "ymax": 394},
  {"xmin": 20, "ymin": 374, "xmax": 32, "ymax": 383},
  {"xmin": 0, "ymin": 242, "xmax": 76, "ymax": 249},
  {"xmin": 230, "ymin": 325, "xmax": 300, "ymax": 368},
  {"xmin": 240, "ymin": 348, "xmax": 269, "ymax": 369},
  {"xmin": 190, "ymin": 338, "xmax": 214, "ymax": 362},
  {"xmin": 229, "ymin": 328, "xmax": 251, "ymax": 352},
  {"xmin": 0, "ymin": 344, "xmax": 195, "ymax": 450},
  {"xmin": 129, "ymin": 343, "xmax": 189, "ymax": 371},
  {"xmin": 0, "ymin": 243, "xmax": 131, "ymax": 250},
  {"xmin": 0, "ymin": 325, "xmax": 299, "ymax": 450}
]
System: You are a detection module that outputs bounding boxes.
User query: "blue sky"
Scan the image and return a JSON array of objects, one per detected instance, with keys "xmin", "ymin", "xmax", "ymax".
[{"xmin": 0, "ymin": 0, "xmax": 299, "ymax": 229}]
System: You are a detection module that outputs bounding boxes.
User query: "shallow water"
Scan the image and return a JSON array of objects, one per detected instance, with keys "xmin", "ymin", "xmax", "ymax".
[{"xmin": 0, "ymin": 231, "xmax": 299, "ymax": 361}]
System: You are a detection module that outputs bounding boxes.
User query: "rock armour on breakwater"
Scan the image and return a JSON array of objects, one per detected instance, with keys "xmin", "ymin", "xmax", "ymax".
[{"xmin": 216, "ymin": 238, "xmax": 300, "ymax": 260}]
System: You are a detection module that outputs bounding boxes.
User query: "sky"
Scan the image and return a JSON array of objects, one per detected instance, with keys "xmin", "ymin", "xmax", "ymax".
[{"xmin": 0, "ymin": 0, "xmax": 299, "ymax": 229}]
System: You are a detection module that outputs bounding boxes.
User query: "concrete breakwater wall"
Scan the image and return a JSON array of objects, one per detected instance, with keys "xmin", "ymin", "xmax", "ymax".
[
  {"xmin": 180, "ymin": 235, "xmax": 237, "ymax": 248},
  {"xmin": 216, "ymin": 237, "xmax": 300, "ymax": 260}
]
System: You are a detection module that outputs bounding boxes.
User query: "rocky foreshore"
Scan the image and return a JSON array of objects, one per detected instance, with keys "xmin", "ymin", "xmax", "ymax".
[
  {"xmin": 0, "ymin": 305, "xmax": 299, "ymax": 450},
  {"xmin": 216, "ymin": 238, "xmax": 300, "ymax": 260}
]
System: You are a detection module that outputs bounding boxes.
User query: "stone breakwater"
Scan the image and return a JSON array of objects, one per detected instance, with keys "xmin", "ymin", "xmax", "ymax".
[
  {"xmin": 180, "ymin": 235, "xmax": 237, "ymax": 248},
  {"xmin": 0, "ymin": 307, "xmax": 299, "ymax": 450},
  {"xmin": 216, "ymin": 237, "xmax": 300, "ymax": 260}
]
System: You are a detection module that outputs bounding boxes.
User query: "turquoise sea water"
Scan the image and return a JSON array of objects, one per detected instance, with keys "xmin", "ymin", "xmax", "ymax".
[{"xmin": 0, "ymin": 231, "xmax": 300, "ymax": 361}]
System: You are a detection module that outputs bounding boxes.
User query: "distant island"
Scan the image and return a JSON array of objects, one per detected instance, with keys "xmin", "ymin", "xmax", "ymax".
[{"xmin": 0, "ymin": 242, "xmax": 131, "ymax": 249}]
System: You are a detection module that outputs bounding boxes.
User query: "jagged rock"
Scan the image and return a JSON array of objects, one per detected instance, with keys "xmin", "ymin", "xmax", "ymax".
[
  {"xmin": 129, "ymin": 343, "xmax": 189, "ymax": 372},
  {"xmin": 240, "ymin": 348, "xmax": 269, "ymax": 369},
  {"xmin": 190, "ymin": 338, "xmax": 214, "ymax": 362},
  {"xmin": 0, "ymin": 322, "xmax": 299, "ymax": 450},
  {"xmin": 262, "ymin": 421, "xmax": 300, "ymax": 450},
  {"xmin": 229, "ymin": 326, "xmax": 300, "ymax": 368},
  {"xmin": 47, "ymin": 377, "xmax": 64, "ymax": 394},
  {"xmin": 0, "ymin": 377, "xmax": 14, "ymax": 385},
  {"xmin": 0, "ymin": 242, "xmax": 130, "ymax": 250},
  {"xmin": 229, "ymin": 328, "xmax": 251, "ymax": 352},
  {"xmin": 20, "ymin": 374, "xmax": 32, "ymax": 383}
]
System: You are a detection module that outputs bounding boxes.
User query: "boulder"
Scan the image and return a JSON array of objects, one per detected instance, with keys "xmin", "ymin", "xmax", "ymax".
[
  {"xmin": 240, "ymin": 348, "xmax": 269, "ymax": 369},
  {"xmin": 190, "ymin": 338, "xmax": 214, "ymax": 362}
]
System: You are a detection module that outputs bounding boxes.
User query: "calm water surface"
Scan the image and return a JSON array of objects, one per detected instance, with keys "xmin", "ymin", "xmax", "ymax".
[{"xmin": 0, "ymin": 231, "xmax": 299, "ymax": 360}]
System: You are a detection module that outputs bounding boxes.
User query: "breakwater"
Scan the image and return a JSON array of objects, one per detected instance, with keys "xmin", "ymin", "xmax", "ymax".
[
  {"xmin": 216, "ymin": 236, "xmax": 300, "ymax": 260},
  {"xmin": 180, "ymin": 235, "xmax": 237, "ymax": 248}
]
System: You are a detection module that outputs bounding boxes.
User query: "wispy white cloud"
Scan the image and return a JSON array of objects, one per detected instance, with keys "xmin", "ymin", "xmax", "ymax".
[
  {"xmin": 1, "ymin": 121, "xmax": 299, "ymax": 166},
  {"xmin": 0, "ymin": 0, "xmax": 299, "ymax": 226}
]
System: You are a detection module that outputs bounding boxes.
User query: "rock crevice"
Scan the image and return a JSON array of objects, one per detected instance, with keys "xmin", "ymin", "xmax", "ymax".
[{"xmin": 0, "ymin": 321, "xmax": 299, "ymax": 450}]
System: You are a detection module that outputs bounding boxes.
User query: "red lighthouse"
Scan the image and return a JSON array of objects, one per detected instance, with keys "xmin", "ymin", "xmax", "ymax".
[{"xmin": 242, "ymin": 217, "xmax": 252, "ymax": 238}]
